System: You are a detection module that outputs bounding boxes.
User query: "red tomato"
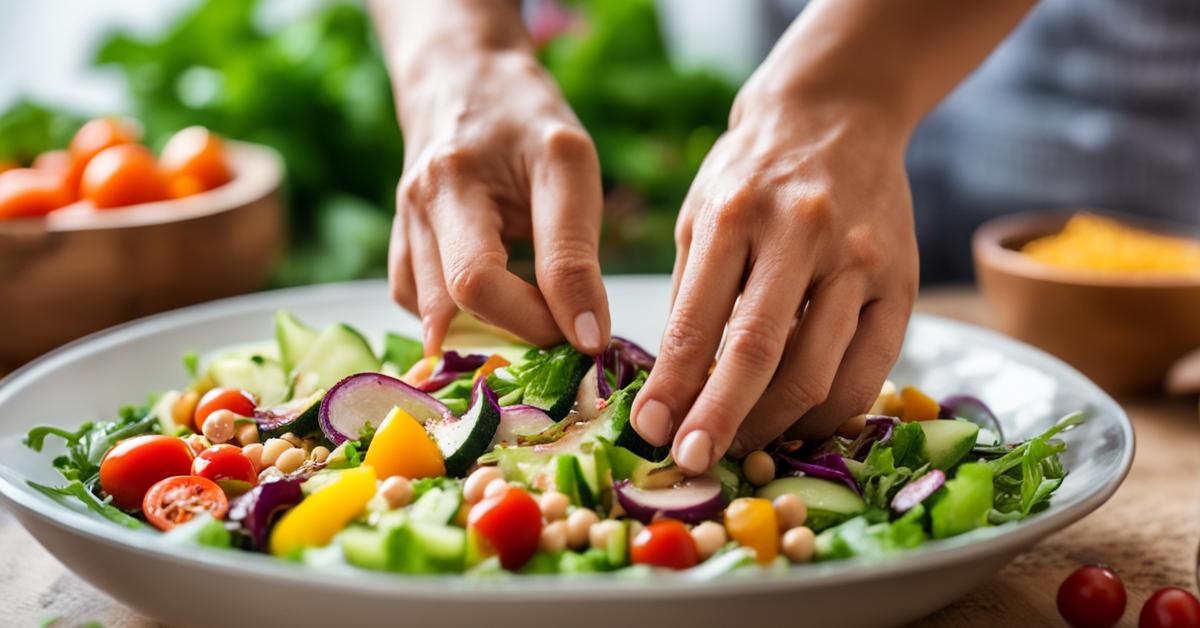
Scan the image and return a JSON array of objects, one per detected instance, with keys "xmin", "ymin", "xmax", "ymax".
[
  {"xmin": 1057, "ymin": 565, "xmax": 1127, "ymax": 628},
  {"xmin": 468, "ymin": 485, "xmax": 542, "ymax": 570},
  {"xmin": 0, "ymin": 168, "xmax": 71, "ymax": 219},
  {"xmin": 98, "ymin": 435, "xmax": 195, "ymax": 511},
  {"xmin": 69, "ymin": 117, "xmax": 140, "ymax": 164},
  {"xmin": 1140, "ymin": 588, "xmax": 1200, "ymax": 628},
  {"xmin": 32, "ymin": 150, "xmax": 71, "ymax": 173},
  {"xmin": 630, "ymin": 519, "xmax": 699, "ymax": 570},
  {"xmin": 192, "ymin": 444, "xmax": 257, "ymax": 493},
  {"xmin": 80, "ymin": 144, "xmax": 168, "ymax": 209},
  {"xmin": 142, "ymin": 475, "xmax": 229, "ymax": 531},
  {"xmin": 193, "ymin": 388, "xmax": 257, "ymax": 432},
  {"xmin": 159, "ymin": 126, "xmax": 232, "ymax": 197}
]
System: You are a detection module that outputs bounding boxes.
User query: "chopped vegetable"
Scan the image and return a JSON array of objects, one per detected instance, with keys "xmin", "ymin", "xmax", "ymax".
[{"xmin": 269, "ymin": 465, "xmax": 376, "ymax": 557}]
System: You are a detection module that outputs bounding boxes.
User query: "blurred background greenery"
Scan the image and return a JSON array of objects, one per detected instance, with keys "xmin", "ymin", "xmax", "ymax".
[{"xmin": 0, "ymin": 0, "xmax": 736, "ymax": 287}]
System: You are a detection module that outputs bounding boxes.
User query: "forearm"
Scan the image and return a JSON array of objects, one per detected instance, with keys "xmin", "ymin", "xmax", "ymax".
[{"xmin": 739, "ymin": 0, "xmax": 1036, "ymax": 134}]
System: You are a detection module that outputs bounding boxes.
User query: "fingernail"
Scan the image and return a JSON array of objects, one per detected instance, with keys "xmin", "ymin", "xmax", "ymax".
[
  {"xmin": 633, "ymin": 399, "xmax": 672, "ymax": 445},
  {"xmin": 574, "ymin": 311, "xmax": 602, "ymax": 352},
  {"xmin": 676, "ymin": 430, "xmax": 713, "ymax": 474}
]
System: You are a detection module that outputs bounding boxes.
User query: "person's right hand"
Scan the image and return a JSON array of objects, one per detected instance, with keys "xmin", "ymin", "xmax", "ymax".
[{"xmin": 389, "ymin": 49, "xmax": 610, "ymax": 356}]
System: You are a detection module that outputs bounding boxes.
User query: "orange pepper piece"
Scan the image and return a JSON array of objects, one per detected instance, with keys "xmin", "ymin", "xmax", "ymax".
[
  {"xmin": 900, "ymin": 386, "xmax": 941, "ymax": 422},
  {"xmin": 473, "ymin": 354, "xmax": 510, "ymax": 384},
  {"xmin": 724, "ymin": 497, "xmax": 779, "ymax": 564}
]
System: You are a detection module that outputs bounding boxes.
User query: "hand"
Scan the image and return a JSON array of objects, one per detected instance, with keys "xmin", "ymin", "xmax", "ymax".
[
  {"xmin": 631, "ymin": 93, "xmax": 919, "ymax": 474},
  {"xmin": 390, "ymin": 50, "xmax": 610, "ymax": 355}
]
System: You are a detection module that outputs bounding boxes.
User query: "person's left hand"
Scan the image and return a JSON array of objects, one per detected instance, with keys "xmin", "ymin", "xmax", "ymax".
[{"xmin": 630, "ymin": 91, "xmax": 919, "ymax": 474}]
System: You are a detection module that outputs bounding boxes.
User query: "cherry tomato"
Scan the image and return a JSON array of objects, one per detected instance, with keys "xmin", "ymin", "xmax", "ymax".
[
  {"xmin": 159, "ymin": 126, "xmax": 232, "ymax": 198},
  {"xmin": 193, "ymin": 388, "xmax": 257, "ymax": 432},
  {"xmin": 468, "ymin": 485, "xmax": 542, "ymax": 570},
  {"xmin": 0, "ymin": 168, "xmax": 71, "ymax": 219},
  {"xmin": 630, "ymin": 519, "xmax": 699, "ymax": 570},
  {"xmin": 142, "ymin": 475, "xmax": 229, "ymax": 531},
  {"xmin": 1140, "ymin": 587, "xmax": 1200, "ymax": 628},
  {"xmin": 191, "ymin": 444, "xmax": 257, "ymax": 494},
  {"xmin": 1057, "ymin": 564, "xmax": 1127, "ymax": 628},
  {"xmin": 69, "ymin": 117, "xmax": 140, "ymax": 164},
  {"xmin": 32, "ymin": 150, "xmax": 71, "ymax": 173},
  {"xmin": 80, "ymin": 144, "xmax": 168, "ymax": 209},
  {"xmin": 98, "ymin": 435, "xmax": 195, "ymax": 511}
]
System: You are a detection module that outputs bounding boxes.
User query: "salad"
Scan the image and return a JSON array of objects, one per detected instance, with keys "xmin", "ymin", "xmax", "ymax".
[{"xmin": 24, "ymin": 311, "xmax": 1083, "ymax": 576}]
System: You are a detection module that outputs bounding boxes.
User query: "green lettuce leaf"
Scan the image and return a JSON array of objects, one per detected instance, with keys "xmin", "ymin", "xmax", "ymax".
[{"xmin": 930, "ymin": 462, "xmax": 994, "ymax": 538}]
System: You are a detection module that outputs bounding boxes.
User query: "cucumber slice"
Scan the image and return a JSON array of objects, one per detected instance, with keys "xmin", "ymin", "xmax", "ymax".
[
  {"xmin": 208, "ymin": 355, "xmax": 288, "ymax": 407},
  {"xmin": 427, "ymin": 387, "xmax": 501, "ymax": 477},
  {"xmin": 255, "ymin": 391, "xmax": 324, "ymax": 439},
  {"xmin": 604, "ymin": 519, "xmax": 629, "ymax": 567},
  {"xmin": 392, "ymin": 522, "xmax": 466, "ymax": 574},
  {"xmin": 408, "ymin": 486, "xmax": 461, "ymax": 526},
  {"xmin": 275, "ymin": 310, "xmax": 319, "ymax": 374},
  {"xmin": 339, "ymin": 524, "xmax": 389, "ymax": 571},
  {"xmin": 920, "ymin": 419, "xmax": 981, "ymax": 470},
  {"xmin": 756, "ymin": 476, "xmax": 867, "ymax": 531},
  {"xmin": 292, "ymin": 323, "xmax": 381, "ymax": 392}
]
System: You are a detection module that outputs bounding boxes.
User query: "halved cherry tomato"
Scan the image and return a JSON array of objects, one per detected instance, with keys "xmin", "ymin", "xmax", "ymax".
[
  {"xmin": 193, "ymin": 387, "xmax": 257, "ymax": 432},
  {"xmin": 0, "ymin": 168, "xmax": 71, "ymax": 219},
  {"xmin": 80, "ymin": 144, "xmax": 168, "ymax": 209},
  {"xmin": 1139, "ymin": 587, "xmax": 1200, "ymax": 628},
  {"xmin": 192, "ymin": 444, "xmax": 257, "ymax": 494},
  {"xmin": 98, "ymin": 435, "xmax": 195, "ymax": 511},
  {"xmin": 468, "ymin": 485, "xmax": 542, "ymax": 570},
  {"xmin": 159, "ymin": 126, "xmax": 232, "ymax": 198},
  {"xmin": 1057, "ymin": 564, "xmax": 1126, "ymax": 628},
  {"xmin": 142, "ymin": 475, "xmax": 229, "ymax": 531},
  {"xmin": 630, "ymin": 519, "xmax": 699, "ymax": 570}
]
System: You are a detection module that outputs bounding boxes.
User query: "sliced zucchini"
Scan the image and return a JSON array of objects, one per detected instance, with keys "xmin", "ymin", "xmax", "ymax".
[
  {"xmin": 255, "ymin": 391, "xmax": 324, "ymax": 439},
  {"xmin": 408, "ymin": 486, "xmax": 461, "ymax": 526},
  {"xmin": 208, "ymin": 354, "xmax": 288, "ymax": 407},
  {"xmin": 291, "ymin": 323, "xmax": 381, "ymax": 392},
  {"xmin": 427, "ymin": 388, "xmax": 501, "ymax": 477},
  {"xmin": 920, "ymin": 419, "xmax": 981, "ymax": 470},
  {"xmin": 756, "ymin": 476, "xmax": 867, "ymax": 531},
  {"xmin": 275, "ymin": 310, "xmax": 319, "ymax": 374}
]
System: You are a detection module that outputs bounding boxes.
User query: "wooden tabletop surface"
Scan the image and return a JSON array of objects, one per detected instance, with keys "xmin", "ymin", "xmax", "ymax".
[{"xmin": 2, "ymin": 287, "xmax": 1197, "ymax": 627}]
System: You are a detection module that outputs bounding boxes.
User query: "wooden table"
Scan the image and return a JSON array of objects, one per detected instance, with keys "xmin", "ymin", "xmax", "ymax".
[{"xmin": 2, "ymin": 287, "xmax": 1197, "ymax": 627}]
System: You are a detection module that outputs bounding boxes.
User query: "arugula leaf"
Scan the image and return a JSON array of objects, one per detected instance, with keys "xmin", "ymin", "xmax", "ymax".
[
  {"xmin": 485, "ymin": 344, "xmax": 591, "ymax": 419},
  {"xmin": 25, "ymin": 403, "xmax": 160, "ymax": 484},
  {"xmin": 984, "ymin": 411, "xmax": 1082, "ymax": 521},
  {"xmin": 28, "ymin": 480, "xmax": 143, "ymax": 529}
]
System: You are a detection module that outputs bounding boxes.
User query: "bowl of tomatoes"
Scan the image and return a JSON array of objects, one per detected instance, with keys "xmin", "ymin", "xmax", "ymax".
[{"xmin": 0, "ymin": 118, "xmax": 284, "ymax": 370}]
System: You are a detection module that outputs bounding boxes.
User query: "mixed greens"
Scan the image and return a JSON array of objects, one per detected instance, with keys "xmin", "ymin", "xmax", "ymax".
[{"xmin": 24, "ymin": 312, "xmax": 1083, "ymax": 576}]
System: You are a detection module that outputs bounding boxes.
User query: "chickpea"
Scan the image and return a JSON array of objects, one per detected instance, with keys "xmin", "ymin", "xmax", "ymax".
[
  {"xmin": 235, "ymin": 422, "xmax": 260, "ymax": 446},
  {"xmin": 539, "ymin": 491, "xmax": 570, "ymax": 521},
  {"xmin": 280, "ymin": 432, "xmax": 302, "ymax": 448},
  {"xmin": 483, "ymin": 477, "xmax": 510, "ymax": 500},
  {"xmin": 309, "ymin": 445, "xmax": 331, "ymax": 463},
  {"xmin": 835, "ymin": 413, "xmax": 868, "ymax": 439},
  {"xmin": 742, "ymin": 450, "xmax": 776, "ymax": 487},
  {"xmin": 260, "ymin": 438, "xmax": 292, "ymax": 467},
  {"xmin": 183, "ymin": 434, "xmax": 210, "ymax": 456},
  {"xmin": 539, "ymin": 520, "xmax": 568, "ymax": 553},
  {"xmin": 379, "ymin": 476, "xmax": 413, "ymax": 510},
  {"xmin": 690, "ymin": 521, "xmax": 728, "ymax": 560},
  {"xmin": 464, "ymin": 466, "xmax": 505, "ymax": 504},
  {"xmin": 566, "ymin": 508, "xmax": 599, "ymax": 549},
  {"xmin": 242, "ymin": 443, "xmax": 264, "ymax": 473},
  {"xmin": 782, "ymin": 526, "xmax": 816, "ymax": 563},
  {"xmin": 274, "ymin": 447, "xmax": 306, "ymax": 474},
  {"xmin": 588, "ymin": 519, "xmax": 622, "ymax": 552},
  {"xmin": 772, "ymin": 494, "xmax": 807, "ymax": 531},
  {"xmin": 202, "ymin": 409, "xmax": 236, "ymax": 444}
]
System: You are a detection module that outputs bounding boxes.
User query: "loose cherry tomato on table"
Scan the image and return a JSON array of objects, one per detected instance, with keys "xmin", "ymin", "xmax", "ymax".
[
  {"xmin": 192, "ymin": 444, "xmax": 258, "ymax": 494},
  {"xmin": 0, "ymin": 168, "xmax": 71, "ymax": 219},
  {"xmin": 159, "ymin": 126, "xmax": 232, "ymax": 198},
  {"xmin": 142, "ymin": 475, "xmax": 229, "ymax": 531},
  {"xmin": 630, "ymin": 519, "xmax": 699, "ymax": 570},
  {"xmin": 1057, "ymin": 564, "xmax": 1127, "ymax": 628},
  {"xmin": 1140, "ymin": 587, "xmax": 1200, "ymax": 628},
  {"xmin": 468, "ymin": 485, "xmax": 542, "ymax": 570},
  {"xmin": 98, "ymin": 435, "xmax": 195, "ymax": 511},
  {"xmin": 193, "ymin": 387, "xmax": 257, "ymax": 432},
  {"xmin": 80, "ymin": 144, "xmax": 168, "ymax": 209}
]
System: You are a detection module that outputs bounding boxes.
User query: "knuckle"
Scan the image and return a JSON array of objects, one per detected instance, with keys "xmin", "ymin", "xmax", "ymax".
[
  {"xmin": 425, "ymin": 143, "xmax": 477, "ymax": 179},
  {"xmin": 724, "ymin": 322, "xmax": 785, "ymax": 370},
  {"xmin": 446, "ymin": 257, "xmax": 496, "ymax": 307},
  {"xmin": 659, "ymin": 317, "xmax": 710, "ymax": 365},
  {"xmin": 792, "ymin": 191, "xmax": 834, "ymax": 232},
  {"xmin": 843, "ymin": 224, "xmax": 887, "ymax": 273},
  {"xmin": 538, "ymin": 248, "xmax": 597, "ymax": 287},
  {"xmin": 778, "ymin": 375, "xmax": 830, "ymax": 412},
  {"xmin": 541, "ymin": 124, "xmax": 595, "ymax": 162}
]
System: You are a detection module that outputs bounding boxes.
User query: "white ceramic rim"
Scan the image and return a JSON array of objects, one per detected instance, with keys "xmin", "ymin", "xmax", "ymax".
[{"xmin": 0, "ymin": 280, "xmax": 1135, "ymax": 600}]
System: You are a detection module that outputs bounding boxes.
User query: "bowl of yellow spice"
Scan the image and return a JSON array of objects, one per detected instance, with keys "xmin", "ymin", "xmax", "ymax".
[{"xmin": 974, "ymin": 210, "xmax": 1200, "ymax": 396}]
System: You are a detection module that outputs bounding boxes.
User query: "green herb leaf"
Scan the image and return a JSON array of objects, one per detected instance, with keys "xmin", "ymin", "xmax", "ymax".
[{"xmin": 28, "ymin": 480, "xmax": 143, "ymax": 529}]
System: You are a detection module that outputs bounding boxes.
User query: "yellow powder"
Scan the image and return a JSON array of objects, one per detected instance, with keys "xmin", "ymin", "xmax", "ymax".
[{"xmin": 1021, "ymin": 213, "xmax": 1200, "ymax": 275}]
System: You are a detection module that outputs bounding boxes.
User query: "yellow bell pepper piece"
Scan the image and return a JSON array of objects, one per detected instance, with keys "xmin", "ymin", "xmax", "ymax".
[
  {"xmin": 364, "ymin": 406, "xmax": 446, "ymax": 480},
  {"xmin": 269, "ymin": 465, "xmax": 376, "ymax": 556},
  {"xmin": 900, "ymin": 386, "xmax": 940, "ymax": 422},
  {"xmin": 724, "ymin": 497, "xmax": 779, "ymax": 564}
]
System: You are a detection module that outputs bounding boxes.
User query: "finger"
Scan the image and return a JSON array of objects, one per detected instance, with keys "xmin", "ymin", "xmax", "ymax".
[
  {"xmin": 670, "ymin": 216, "xmax": 692, "ymax": 309},
  {"xmin": 787, "ymin": 295, "xmax": 912, "ymax": 441},
  {"xmin": 408, "ymin": 212, "xmax": 456, "ymax": 356},
  {"xmin": 387, "ymin": 207, "xmax": 419, "ymax": 313},
  {"xmin": 630, "ymin": 226, "xmax": 744, "ymax": 450},
  {"xmin": 669, "ymin": 257, "xmax": 805, "ymax": 474},
  {"xmin": 730, "ymin": 276, "xmax": 867, "ymax": 456},
  {"xmin": 530, "ymin": 128, "xmax": 610, "ymax": 354},
  {"xmin": 428, "ymin": 185, "xmax": 565, "ymax": 348}
]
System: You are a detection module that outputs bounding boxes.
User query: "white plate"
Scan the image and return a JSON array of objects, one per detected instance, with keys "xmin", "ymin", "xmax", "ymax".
[{"xmin": 0, "ymin": 277, "xmax": 1133, "ymax": 628}]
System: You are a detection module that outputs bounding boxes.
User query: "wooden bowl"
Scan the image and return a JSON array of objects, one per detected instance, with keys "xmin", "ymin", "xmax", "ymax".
[
  {"xmin": 973, "ymin": 210, "xmax": 1200, "ymax": 397},
  {"xmin": 0, "ymin": 141, "xmax": 284, "ymax": 370}
]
